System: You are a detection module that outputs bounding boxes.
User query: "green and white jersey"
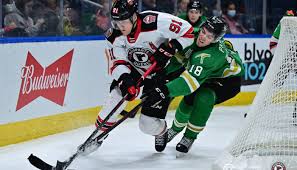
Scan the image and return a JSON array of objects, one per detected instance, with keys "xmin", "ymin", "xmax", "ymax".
[
  {"xmin": 178, "ymin": 13, "xmax": 207, "ymax": 34},
  {"xmin": 272, "ymin": 23, "xmax": 281, "ymax": 40},
  {"xmin": 164, "ymin": 16, "xmax": 206, "ymax": 75},
  {"xmin": 270, "ymin": 10, "xmax": 296, "ymax": 54},
  {"xmin": 166, "ymin": 40, "xmax": 244, "ymax": 97},
  {"xmin": 272, "ymin": 10, "xmax": 296, "ymax": 40}
]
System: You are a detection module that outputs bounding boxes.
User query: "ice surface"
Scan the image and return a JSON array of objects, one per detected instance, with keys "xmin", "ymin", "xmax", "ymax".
[{"xmin": 0, "ymin": 106, "xmax": 249, "ymax": 170}]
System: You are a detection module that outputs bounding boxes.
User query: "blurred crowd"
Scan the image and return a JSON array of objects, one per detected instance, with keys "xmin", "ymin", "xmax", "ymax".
[
  {"xmin": 0, "ymin": 0, "xmax": 296, "ymax": 37},
  {"xmin": 1, "ymin": 0, "xmax": 111, "ymax": 37}
]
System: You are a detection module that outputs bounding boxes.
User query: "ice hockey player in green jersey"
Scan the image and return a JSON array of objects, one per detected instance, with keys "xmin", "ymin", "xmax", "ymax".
[
  {"xmin": 178, "ymin": 0, "xmax": 207, "ymax": 34},
  {"xmin": 270, "ymin": 9, "xmax": 296, "ymax": 54},
  {"xmin": 142, "ymin": 16, "xmax": 244, "ymax": 155}
]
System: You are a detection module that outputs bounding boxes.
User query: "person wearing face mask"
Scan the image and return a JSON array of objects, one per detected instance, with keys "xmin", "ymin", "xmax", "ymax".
[
  {"xmin": 178, "ymin": 0, "xmax": 207, "ymax": 34},
  {"xmin": 142, "ymin": 16, "xmax": 244, "ymax": 156},
  {"xmin": 222, "ymin": 1, "xmax": 248, "ymax": 34}
]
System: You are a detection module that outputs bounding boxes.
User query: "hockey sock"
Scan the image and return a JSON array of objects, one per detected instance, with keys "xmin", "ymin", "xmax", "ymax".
[
  {"xmin": 184, "ymin": 87, "xmax": 215, "ymax": 139},
  {"xmin": 171, "ymin": 99, "xmax": 193, "ymax": 132}
]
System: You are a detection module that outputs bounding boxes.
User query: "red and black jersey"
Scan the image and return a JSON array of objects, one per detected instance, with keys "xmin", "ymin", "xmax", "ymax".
[{"xmin": 105, "ymin": 11, "xmax": 194, "ymax": 80}]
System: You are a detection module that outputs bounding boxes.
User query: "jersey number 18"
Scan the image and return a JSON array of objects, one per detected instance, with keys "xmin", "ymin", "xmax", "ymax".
[{"xmin": 189, "ymin": 65, "xmax": 203, "ymax": 76}]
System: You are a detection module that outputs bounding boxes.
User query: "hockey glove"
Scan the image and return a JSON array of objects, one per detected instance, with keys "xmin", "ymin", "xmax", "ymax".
[
  {"xmin": 118, "ymin": 73, "xmax": 139, "ymax": 101},
  {"xmin": 150, "ymin": 42, "xmax": 176, "ymax": 69},
  {"xmin": 141, "ymin": 84, "xmax": 170, "ymax": 107}
]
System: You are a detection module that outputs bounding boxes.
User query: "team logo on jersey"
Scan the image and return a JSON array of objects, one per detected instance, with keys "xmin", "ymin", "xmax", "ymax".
[
  {"xmin": 195, "ymin": 53, "xmax": 211, "ymax": 64},
  {"xmin": 128, "ymin": 48, "xmax": 153, "ymax": 68},
  {"xmin": 143, "ymin": 15, "xmax": 156, "ymax": 24},
  {"xmin": 16, "ymin": 49, "xmax": 74, "ymax": 111}
]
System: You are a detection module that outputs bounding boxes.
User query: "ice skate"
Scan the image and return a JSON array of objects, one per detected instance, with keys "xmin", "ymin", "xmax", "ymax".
[
  {"xmin": 176, "ymin": 136, "xmax": 195, "ymax": 158},
  {"xmin": 167, "ymin": 128, "xmax": 180, "ymax": 143},
  {"xmin": 155, "ymin": 130, "xmax": 168, "ymax": 152}
]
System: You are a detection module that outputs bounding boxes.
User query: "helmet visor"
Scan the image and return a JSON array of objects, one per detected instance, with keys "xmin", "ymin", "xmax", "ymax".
[{"xmin": 111, "ymin": 19, "xmax": 132, "ymax": 29}]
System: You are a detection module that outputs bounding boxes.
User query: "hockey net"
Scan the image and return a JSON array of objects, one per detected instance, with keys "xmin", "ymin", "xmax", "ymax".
[{"xmin": 213, "ymin": 17, "xmax": 297, "ymax": 170}]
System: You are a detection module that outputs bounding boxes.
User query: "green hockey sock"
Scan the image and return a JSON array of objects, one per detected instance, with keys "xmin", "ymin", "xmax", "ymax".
[
  {"xmin": 184, "ymin": 87, "xmax": 216, "ymax": 139},
  {"xmin": 171, "ymin": 98, "xmax": 193, "ymax": 132}
]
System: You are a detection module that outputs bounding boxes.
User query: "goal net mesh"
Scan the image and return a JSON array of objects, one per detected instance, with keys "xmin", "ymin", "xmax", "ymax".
[{"xmin": 213, "ymin": 16, "xmax": 297, "ymax": 170}]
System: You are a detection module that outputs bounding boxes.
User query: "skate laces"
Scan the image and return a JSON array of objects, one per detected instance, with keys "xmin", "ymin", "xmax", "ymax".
[
  {"xmin": 179, "ymin": 136, "xmax": 194, "ymax": 147},
  {"xmin": 167, "ymin": 128, "xmax": 179, "ymax": 142},
  {"xmin": 155, "ymin": 135, "xmax": 165, "ymax": 145}
]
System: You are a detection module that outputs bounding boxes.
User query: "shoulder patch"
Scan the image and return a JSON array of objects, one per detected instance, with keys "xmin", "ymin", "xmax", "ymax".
[
  {"xmin": 139, "ymin": 12, "xmax": 158, "ymax": 31},
  {"xmin": 143, "ymin": 15, "xmax": 156, "ymax": 24}
]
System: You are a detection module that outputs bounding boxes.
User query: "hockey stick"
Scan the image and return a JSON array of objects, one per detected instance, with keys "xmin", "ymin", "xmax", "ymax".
[
  {"xmin": 28, "ymin": 62, "xmax": 156, "ymax": 170},
  {"xmin": 88, "ymin": 99, "xmax": 144, "ymax": 144},
  {"xmin": 28, "ymin": 101, "xmax": 143, "ymax": 170},
  {"xmin": 53, "ymin": 100, "xmax": 144, "ymax": 170}
]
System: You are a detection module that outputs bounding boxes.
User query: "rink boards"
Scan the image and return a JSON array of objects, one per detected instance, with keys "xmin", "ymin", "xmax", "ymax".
[{"xmin": 0, "ymin": 35, "xmax": 269, "ymax": 146}]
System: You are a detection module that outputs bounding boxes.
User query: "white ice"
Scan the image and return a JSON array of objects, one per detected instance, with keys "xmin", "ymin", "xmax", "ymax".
[{"xmin": 0, "ymin": 106, "xmax": 249, "ymax": 170}]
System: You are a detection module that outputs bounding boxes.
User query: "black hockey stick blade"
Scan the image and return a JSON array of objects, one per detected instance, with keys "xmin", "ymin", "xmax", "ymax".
[
  {"xmin": 28, "ymin": 154, "xmax": 54, "ymax": 170},
  {"xmin": 28, "ymin": 154, "xmax": 75, "ymax": 170},
  {"xmin": 55, "ymin": 160, "xmax": 68, "ymax": 170}
]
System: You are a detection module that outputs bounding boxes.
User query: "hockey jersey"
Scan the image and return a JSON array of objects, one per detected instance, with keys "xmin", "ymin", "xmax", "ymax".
[
  {"xmin": 105, "ymin": 11, "xmax": 194, "ymax": 80},
  {"xmin": 166, "ymin": 39, "xmax": 244, "ymax": 97},
  {"xmin": 270, "ymin": 10, "xmax": 296, "ymax": 55}
]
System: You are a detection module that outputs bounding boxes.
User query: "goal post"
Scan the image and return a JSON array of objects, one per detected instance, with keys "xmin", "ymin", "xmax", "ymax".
[{"xmin": 213, "ymin": 16, "xmax": 297, "ymax": 170}]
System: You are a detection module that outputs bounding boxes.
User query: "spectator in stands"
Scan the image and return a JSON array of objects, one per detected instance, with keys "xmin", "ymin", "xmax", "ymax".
[
  {"xmin": 3, "ymin": 0, "xmax": 44, "ymax": 37},
  {"xmin": 178, "ymin": 0, "xmax": 207, "ymax": 33},
  {"xmin": 84, "ymin": 0, "xmax": 110, "ymax": 35},
  {"xmin": 64, "ymin": 7, "xmax": 84, "ymax": 35},
  {"xmin": 94, "ymin": 0, "xmax": 110, "ymax": 33},
  {"xmin": 177, "ymin": 0, "xmax": 190, "ymax": 15},
  {"xmin": 46, "ymin": 0, "xmax": 58, "ymax": 11},
  {"xmin": 211, "ymin": 0, "xmax": 222, "ymax": 17},
  {"xmin": 157, "ymin": 0, "xmax": 175, "ymax": 14},
  {"xmin": 45, "ymin": 0, "xmax": 60, "ymax": 16},
  {"xmin": 142, "ymin": 0, "xmax": 157, "ymax": 11},
  {"xmin": 28, "ymin": 0, "xmax": 59, "ymax": 36},
  {"xmin": 222, "ymin": 1, "xmax": 248, "ymax": 34},
  {"xmin": 38, "ymin": 11, "xmax": 59, "ymax": 36}
]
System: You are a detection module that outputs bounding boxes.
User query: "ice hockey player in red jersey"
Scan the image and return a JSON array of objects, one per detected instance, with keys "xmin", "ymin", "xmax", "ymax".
[{"xmin": 79, "ymin": 0, "xmax": 194, "ymax": 155}]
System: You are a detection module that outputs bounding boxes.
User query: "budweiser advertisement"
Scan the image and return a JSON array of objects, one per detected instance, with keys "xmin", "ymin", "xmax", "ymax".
[{"xmin": 16, "ymin": 49, "xmax": 74, "ymax": 111}]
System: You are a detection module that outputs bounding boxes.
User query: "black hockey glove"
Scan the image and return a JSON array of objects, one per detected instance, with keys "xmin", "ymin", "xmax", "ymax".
[
  {"xmin": 141, "ymin": 84, "xmax": 170, "ymax": 107},
  {"xmin": 150, "ymin": 42, "xmax": 176, "ymax": 69},
  {"xmin": 118, "ymin": 73, "xmax": 139, "ymax": 101}
]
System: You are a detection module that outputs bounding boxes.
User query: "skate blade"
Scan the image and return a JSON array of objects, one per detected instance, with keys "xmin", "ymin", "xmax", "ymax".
[{"xmin": 176, "ymin": 151, "xmax": 187, "ymax": 158}]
